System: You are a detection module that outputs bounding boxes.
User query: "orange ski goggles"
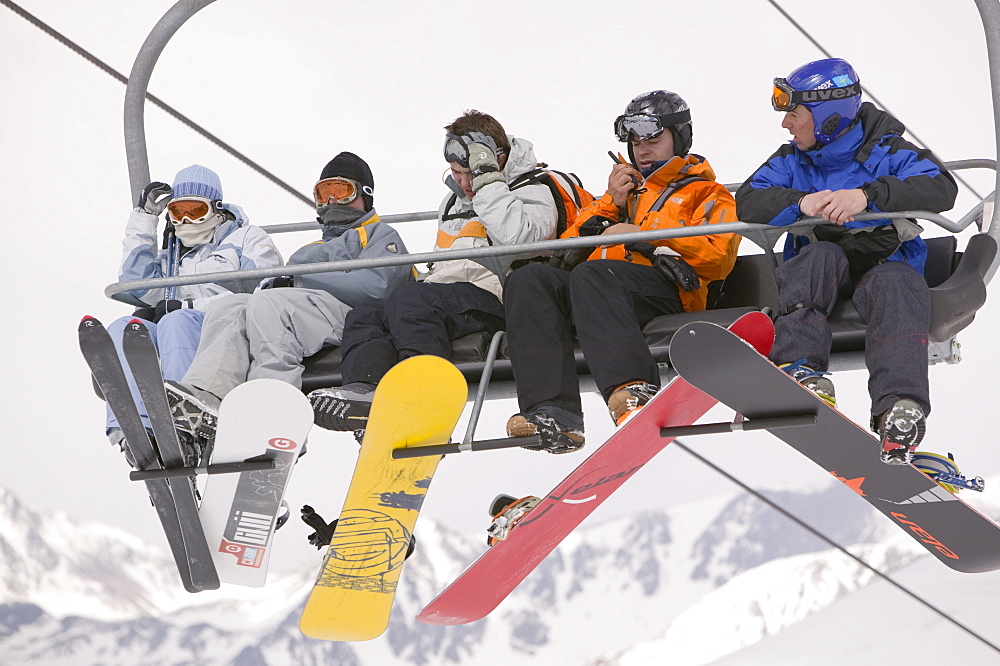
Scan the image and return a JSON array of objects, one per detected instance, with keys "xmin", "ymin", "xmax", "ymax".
[
  {"xmin": 314, "ymin": 177, "xmax": 370, "ymax": 208},
  {"xmin": 167, "ymin": 197, "xmax": 214, "ymax": 223}
]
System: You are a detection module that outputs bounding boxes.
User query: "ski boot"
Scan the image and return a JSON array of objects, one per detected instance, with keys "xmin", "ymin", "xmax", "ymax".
[
  {"xmin": 608, "ymin": 381, "xmax": 660, "ymax": 425},
  {"xmin": 300, "ymin": 505, "xmax": 415, "ymax": 558},
  {"xmin": 507, "ymin": 412, "xmax": 584, "ymax": 454},
  {"xmin": 911, "ymin": 452, "xmax": 985, "ymax": 494},
  {"xmin": 873, "ymin": 399, "xmax": 925, "ymax": 465},
  {"xmin": 778, "ymin": 359, "xmax": 836, "ymax": 408},
  {"xmin": 164, "ymin": 380, "xmax": 220, "ymax": 444},
  {"xmin": 307, "ymin": 382, "xmax": 376, "ymax": 432},
  {"xmin": 486, "ymin": 494, "xmax": 541, "ymax": 546}
]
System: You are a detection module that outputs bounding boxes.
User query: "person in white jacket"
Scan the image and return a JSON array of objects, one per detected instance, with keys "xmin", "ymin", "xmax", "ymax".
[
  {"xmin": 106, "ymin": 164, "xmax": 283, "ymax": 465},
  {"xmin": 308, "ymin": 110, "xmax": 559, "ymax": 432}
]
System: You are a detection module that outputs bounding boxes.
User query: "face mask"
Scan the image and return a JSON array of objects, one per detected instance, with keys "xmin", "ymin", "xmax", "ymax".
[
  {"xmin": 639, "ymin": 160, "xmax": 670, "ymax": 178},
  {"xmin": 172, "ymin": 214, "xmax": 222, "ymax": 246},
  {"xmin": 318, "ymin": 204, "xmax": 365, "ymax": 239}
]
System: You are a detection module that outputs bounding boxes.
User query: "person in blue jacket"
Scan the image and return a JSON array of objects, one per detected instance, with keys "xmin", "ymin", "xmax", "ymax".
[
  {"xmin": 107, "ymin": 164, "xmax": 283, "ymax": 465},
  {"xmin": 736, "ymin": 57, "xmax": 958, "ymax": 465},
  {"xmin": 164, "ymin": 152, "xmax": 413, "ymax": 446}
]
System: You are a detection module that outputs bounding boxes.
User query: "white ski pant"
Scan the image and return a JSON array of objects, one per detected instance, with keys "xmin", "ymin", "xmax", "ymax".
[{"xmin": 182, "ymin": 288, "xmax": 352, "ymax": 398}]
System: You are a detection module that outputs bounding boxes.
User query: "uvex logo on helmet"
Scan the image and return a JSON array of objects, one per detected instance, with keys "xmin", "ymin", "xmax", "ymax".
[{"xmin": 800, "ymin": 83, "xmax": 861, "ymax": 103}]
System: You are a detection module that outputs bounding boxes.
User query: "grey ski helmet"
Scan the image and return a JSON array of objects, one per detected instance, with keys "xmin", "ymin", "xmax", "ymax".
[{"xmin": 614, "ymin": 90, "xmax": 693, "ymax": 158}]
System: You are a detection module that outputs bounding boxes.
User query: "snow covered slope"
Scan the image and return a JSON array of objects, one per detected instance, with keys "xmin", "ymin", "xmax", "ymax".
[{"xmin": 2, "ymin": 480, "xmax": 998, "ymax": 665}]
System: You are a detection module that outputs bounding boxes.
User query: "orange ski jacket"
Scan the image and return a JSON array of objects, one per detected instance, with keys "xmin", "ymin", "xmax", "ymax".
[{"xmin": 566, "ymin": 153, "xmax": 740, "ymax": 312}]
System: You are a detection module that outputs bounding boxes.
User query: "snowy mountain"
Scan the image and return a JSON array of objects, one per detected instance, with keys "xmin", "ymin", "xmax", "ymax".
[{"xmin": 0, "ymin": 481, "xmax": 994, "ymax": 665}]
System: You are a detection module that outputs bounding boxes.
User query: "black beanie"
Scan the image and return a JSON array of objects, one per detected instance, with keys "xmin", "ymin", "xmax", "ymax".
[{"xmin": 319, "ymin": 151, "xmax": 375, "ymax": 211}]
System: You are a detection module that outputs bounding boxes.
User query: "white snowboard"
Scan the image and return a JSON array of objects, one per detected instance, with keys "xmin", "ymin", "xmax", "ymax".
[{"xmin": 198, "ymin": 379, "xmax": 313, "ymax": 587}]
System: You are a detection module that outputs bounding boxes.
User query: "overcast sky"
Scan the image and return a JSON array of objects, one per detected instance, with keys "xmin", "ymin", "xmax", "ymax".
[{"xmin": 2, "ymin": 0, "xmax": 998, "ymax": 578}]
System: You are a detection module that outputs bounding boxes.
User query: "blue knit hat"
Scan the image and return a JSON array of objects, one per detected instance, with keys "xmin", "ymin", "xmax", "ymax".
[{"xmin": 172, "ymin": 164, "xmax": 223, "ymax": 201}]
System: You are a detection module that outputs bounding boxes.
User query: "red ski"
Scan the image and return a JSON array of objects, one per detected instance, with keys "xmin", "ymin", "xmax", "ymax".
[{"xmin": 416, "ymin": 310, "xmax": 774, "ymax": 625}]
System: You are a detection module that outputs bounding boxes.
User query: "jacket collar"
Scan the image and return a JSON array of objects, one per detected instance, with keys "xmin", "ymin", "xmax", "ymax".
[{"xmin": 643, "ymin": 153, "xmax": 717, "ymax": 188}]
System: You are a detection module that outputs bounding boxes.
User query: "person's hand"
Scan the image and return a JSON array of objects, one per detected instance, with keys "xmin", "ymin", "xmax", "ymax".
[
  {"xmin": 608, "ymin": 163, "xmax": 641, "ymax": 206},
  {"xmin": 577, "ymin": 216, "xmax": 614, "ymax": 237},
  {"xmin": 465, "ymin": 131, "xmax": 505, "ymax": 192},
  {"xmin": 800, "ymin": 189, "xmax": 867, "ymax": 225},
  {"xmin": 602, "ymin": 222, "xmax": 640, "ymax": 236},
  {"xmin": 137, "ymin": 182, "xmax": 172, "ymax": 216},
  {"xmin": 653, "ymin": 253, "xmax": 700, "ymax": 292},
  {"xmin": 259, "ymin": 276, "xmax": 295, "ymax": 289}
]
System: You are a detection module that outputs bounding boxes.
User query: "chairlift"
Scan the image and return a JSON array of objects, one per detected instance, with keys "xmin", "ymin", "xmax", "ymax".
[{"xmin": 106, "ymin": 0, "xmax": 1000, "ymax": 425}]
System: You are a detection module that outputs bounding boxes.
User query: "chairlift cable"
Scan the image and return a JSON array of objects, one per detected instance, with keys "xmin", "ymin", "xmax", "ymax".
[
  {"xmin": 0, "ymin": 0, "xmax": 313, "ymax": 207},
  {"xmin": 765, "ymin": 0, "xmax": 985, "ymax": 202},
  {"xmin": 674, "ymin": 439, "xmax": 1000, "ymax": 653}
]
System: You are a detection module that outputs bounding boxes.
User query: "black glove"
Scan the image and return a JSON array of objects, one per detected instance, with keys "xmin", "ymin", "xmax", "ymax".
[
  {"xmin": 301, "ymin": 505, "xmax": 338, "ymax": 549},
  {"xmin": 626, "ymin": 242, "xmax": 701, "ymax": 292},
  {"xmin": 131, "ymin": 306, "xmax": 157, "ymax": 322},
  {"xmin": 154, "ymin": 299, "xmax": 184, "ymax": 322},
  {"xmin": 259, "ymin": 276, "xmax": 295, "ymax": 289},
  {"xmin": 653, "ymin": 254, "xmax": 700, "ymax": 292},
  {"xmin": 137, "ymin": 182, "xmax": 172, "ymax": 216},
  {"xmin": 578, "ymin": 215, "xmax": 614, "ymax": 237}
]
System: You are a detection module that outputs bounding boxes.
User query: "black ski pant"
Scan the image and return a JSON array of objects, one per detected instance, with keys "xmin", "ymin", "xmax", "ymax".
[
  {"xmin": 504, "ymin": 260, "xmax": 684, "ymax": 429},
  {"xmin": 339, "ymin": 281, "xmax": 504, "ymax": 385},
  {"xmin": 771, "ymin": 240, "xmax": 931, "ymax": 417}
]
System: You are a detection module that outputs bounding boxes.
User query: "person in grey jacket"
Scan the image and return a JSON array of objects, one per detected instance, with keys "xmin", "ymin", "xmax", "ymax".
[
  {"xmin": 308, "ymin": 110, "xmax": 559, "ymax": 432},
  {"xmin": 105, "ymin": 164, "xmax": 283, "ymax": 464},
  {"xmin": 164, "ymin": 152, "xmax": 413, "ymax": 442}
]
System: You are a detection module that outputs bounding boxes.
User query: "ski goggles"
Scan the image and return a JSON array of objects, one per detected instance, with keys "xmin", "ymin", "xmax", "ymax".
[
  {"xmin": 613, "ymin": 109, "xmax": 691, "ymax": 142},
  {"xmin": 442, "ymin": 133, "xmax": 506, "ymax": 168},
  {"xmin": 313, "ymin": 177, "xmax": 372, "ymax": 207},
  {"xmin": 771, "ymin": 77, "xmax": 862, "ymax": 112},
  {"xmin": 166, "ymin": 197, "xmax": 214, "ymax": 224}
]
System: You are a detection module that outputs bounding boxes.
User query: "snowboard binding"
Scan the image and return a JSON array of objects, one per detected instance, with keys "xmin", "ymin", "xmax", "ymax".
[
  {"xmin": 301, "ymin": 505, "xmax": 415, "ymax": 558},
  {"xmin": 911, "ymin": 452, "xmax": 985, "ymax": 494},
  {"xmin": 486, "ymin": 494, "xmax": 541, "ymax": 546}
]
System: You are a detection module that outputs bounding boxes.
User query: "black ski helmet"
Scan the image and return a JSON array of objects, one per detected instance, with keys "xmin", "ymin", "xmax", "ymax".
[{"xmin": 615, "ymin": 90, "xmax": 693, "ymax": 159}]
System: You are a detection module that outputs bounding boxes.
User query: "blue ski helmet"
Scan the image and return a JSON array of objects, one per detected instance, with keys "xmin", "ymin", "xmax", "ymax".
[{"xmin": 774, "ymin": 58, "xmax": 862, "ymax": 145}]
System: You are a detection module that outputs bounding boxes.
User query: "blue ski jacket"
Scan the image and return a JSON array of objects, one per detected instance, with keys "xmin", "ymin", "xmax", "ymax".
[{"xmin": 735, "ymin": 103, "xmax": 958, "ymax": 274}]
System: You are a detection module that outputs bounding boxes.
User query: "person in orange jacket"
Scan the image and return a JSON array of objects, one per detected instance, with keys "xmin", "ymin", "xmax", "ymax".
[{"xmin": 504, "ymin": 90, "xmax": 741, "ymax": 453}]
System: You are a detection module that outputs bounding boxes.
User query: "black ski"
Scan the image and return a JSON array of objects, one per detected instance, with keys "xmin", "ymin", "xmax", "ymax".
[
  {"xmin": 121, "ymin": 319, "xmax": 220, "ymax": 590},
  {"xmin": 78, "ymin": 316, "xmax": 198, "ymax": 592}
]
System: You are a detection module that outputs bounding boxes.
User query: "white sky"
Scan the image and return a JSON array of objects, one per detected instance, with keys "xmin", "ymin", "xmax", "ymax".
[{"xmin": 2, "ymin": 0, "xmax": 999, "ymax": 580}]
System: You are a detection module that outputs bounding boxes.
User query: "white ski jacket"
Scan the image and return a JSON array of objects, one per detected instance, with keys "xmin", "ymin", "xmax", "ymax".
[
  {"xmin": 117, "ymin": 204, "xmax": 283, "ymax": 310},
  {"xmin": 425, "ymin": 136, "xmax": 558, "ymax": 300}
]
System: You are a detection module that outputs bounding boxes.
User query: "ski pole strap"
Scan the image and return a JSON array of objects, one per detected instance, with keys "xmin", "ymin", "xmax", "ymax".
[{"xmin": 778, "ymin": 301, "xmax": 828, "ymax": 317}]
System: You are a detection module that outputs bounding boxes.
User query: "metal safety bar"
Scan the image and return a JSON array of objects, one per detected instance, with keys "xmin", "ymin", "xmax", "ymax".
[
  {"xmin": 462, "ymin": 330, "xmax": 507, "ymax": 446},
  {"xmin": 104, "ymin": 209, "xmax": 982, "ymax": 300},
  {"xmin": 659, "ymin": 413, "xmax": 817, "ymax": 438},
  {"xmin": 390, "ymin": 435, "xmax": 542, "ymax": 460},
  {"xmin": 128, "ymin": 458, "xmax": 275, "ymax": 481}
]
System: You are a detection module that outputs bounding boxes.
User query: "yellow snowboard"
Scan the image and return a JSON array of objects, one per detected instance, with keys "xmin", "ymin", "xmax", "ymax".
[{"xmin": 299, "ymin": 355, "xmax": 467, "ymax": 641}]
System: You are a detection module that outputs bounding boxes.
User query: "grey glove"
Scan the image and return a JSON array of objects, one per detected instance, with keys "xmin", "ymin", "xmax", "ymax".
[
  {"xmin": 137, "ymin": 182, "xmax": 172, "ymax": 216},
  {"xmin": 465, "ymin": 131, "xmax": 505, "ymax": 193}
]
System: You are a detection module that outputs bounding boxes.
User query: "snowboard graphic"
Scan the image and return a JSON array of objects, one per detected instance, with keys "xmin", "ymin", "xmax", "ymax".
[{"xmin": 199, "ymin": 378, "xmax": 313, "ymax": 587}]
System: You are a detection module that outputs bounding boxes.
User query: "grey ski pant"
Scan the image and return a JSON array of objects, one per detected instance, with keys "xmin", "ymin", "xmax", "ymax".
[
  {"xmin": 182, "ymin": 288, "xmax": 351, "ymax": 398},
  {"xmin": 771, "ymin": 241, "xmax": 931, "ymax": 417}
]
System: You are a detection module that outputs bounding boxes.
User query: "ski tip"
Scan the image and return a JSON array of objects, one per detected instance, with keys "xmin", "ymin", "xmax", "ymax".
[{"xmin": 80, "ymin": 314, "xmax": 98, "ymax": 324}]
